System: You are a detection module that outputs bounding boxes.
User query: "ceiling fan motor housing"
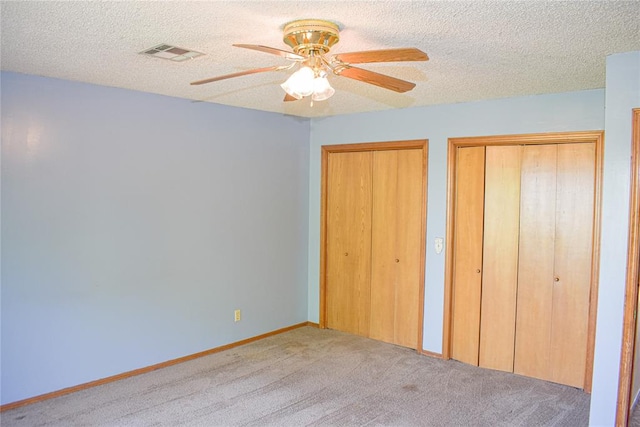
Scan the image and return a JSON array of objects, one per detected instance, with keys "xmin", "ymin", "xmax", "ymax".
[{"xmin": 283, "ymin": 19, "xmax": 340, "ymax": 55}]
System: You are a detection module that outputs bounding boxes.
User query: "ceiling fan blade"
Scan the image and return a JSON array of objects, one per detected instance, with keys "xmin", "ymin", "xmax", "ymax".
[
  {"xmin": 336, "ymin": 66, "xmax": 416, "ymax": 93},
  {"xmin": 233, "ymin": 44, "xmax": 305, "ymax": 60},
  {"xmin": 283, "ymin": 93, "xmax": 298, "ymax": 102},
  {"xmin": 333, "ymin": 48, "xmax": 428, "ymax": 64},
  {"xmin": 190, "ymin": 66, "xmax": 283, "ymax": 85}
]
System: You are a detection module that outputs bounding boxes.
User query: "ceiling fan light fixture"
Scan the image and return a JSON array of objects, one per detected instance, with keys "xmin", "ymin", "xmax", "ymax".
[
  {"xmin": 312, "ymin": 75, "xmax": 335, "ymax": 101},
  {"xmin": 281, "ymin": 66, "xmax": 315, "ymax": 98},
  {"xmin": 190, "ymin": 19, "xmax": 428, "ymax": 103}
]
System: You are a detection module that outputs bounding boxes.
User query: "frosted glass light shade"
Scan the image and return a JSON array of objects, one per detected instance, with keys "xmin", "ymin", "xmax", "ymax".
[
  {"xmin": 280, "ymin": 66, "xmax": 315, "ymax": 99},
  {"xmin": 312, "ymin": 75, "xmax": 335, "ymax": 101}
]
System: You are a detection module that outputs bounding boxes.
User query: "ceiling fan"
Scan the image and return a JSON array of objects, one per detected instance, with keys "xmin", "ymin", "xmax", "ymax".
[{"xmin": 190, "ymin": 19, "xmax": 429, "ymax": 103}]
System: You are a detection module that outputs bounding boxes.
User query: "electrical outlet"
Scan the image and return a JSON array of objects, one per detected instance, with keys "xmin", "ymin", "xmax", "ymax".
[
  {"xmin": 435, "ymin": 237, "xmax": 444, "ymax": 254},
  {"xmin": 234, "ymin": 309, "xmax": 241, "ymax": 322}
]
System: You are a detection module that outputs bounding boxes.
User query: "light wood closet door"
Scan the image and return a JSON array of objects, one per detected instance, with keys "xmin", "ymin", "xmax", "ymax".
[
  {"xmin": 451, "ymin": 146, "xmax": 485, "ymax": 365},
  {"xmin": 514, "ymin": 143, "xmax": 595, "ymax": 388},
  {"xmin": 479, "ymin": 145, "xmax": 522, "ymax": 372},
  {"xmin": 370, "ymin": 149, "xmax": 422, "ymax": 348},
  {"xmin": 515, "ymin": 144, "xmax": 558, "ymax": 381},
  {"xmin": 550, "ymin": 143, "xmax": 595, "ymax": 387},
  {"xmin": 370, "ymin": 150, "xmax": 397, "ymax": 343},
  {"xmin": 394, "ymin": 149, "xmax": 423, "ymax": 348},
  {"xmin": 326, "ymin": 151, "xmax": 373, "ymax": 337}
]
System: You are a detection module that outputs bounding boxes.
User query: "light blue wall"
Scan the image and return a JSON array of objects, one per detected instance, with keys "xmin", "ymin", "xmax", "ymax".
[
  {"xmin": 2, "ymin": 50, "xmax": 637, "ymax": 422},
  {"xmin": 308, "ymin": 90, "xmax": 605, "ymax": 353},
  {"xmin": 590, "ymin": 51, "xmax": 640, "ymax": 427},
  {"xmin": 0, "ymin": 72, "xmax": 311, "ymax": 404}
]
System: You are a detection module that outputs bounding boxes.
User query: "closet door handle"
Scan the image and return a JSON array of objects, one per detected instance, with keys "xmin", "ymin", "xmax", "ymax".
[
  {"xmin": 344, "ymin": 252, "xmax": 348, "ymax": 256},
  {"xmin": 395, "ymin": 259, "xmax": 400, "ymax": 263},
  {"xmin": 476, "ymin": 269, "xmax": 481, "ymax": 273},
  {"xmin": 554, "ymin": 277, "xmax": 560, "ymax": 282}
]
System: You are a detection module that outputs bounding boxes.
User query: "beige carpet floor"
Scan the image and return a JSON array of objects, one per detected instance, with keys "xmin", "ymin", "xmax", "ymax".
[
  {"xmin": 630, "ymin": 401, "xmax": 640, "ymax": 426},
  {"xmin": 1, "ymin": 326, "xmax": 590, "ymax": 426}
]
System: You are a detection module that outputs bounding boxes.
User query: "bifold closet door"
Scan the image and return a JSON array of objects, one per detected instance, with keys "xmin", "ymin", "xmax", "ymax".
[
  {"xmin": 549, "ymin": 142, "xmax": 595, "ymax": 387},
  {"xmin": 478, "ymin": 145, "xmax": 522, "ymax": 372},
  {"xmin": 370, "ymin": 149, "xmax": 422, "ymax": 348},
  {"xmin": 451, "ymin": 146, "xmax": 485, "ymax": 365},
  {"xmin": 393, "ymin": 149, "xmax": 423, "ymax": 348},
  {"xmin": 514, "ymin": 143, "xmax": 595, "ymax": 388},
  {"xmin": 326, "ymin": 151, "xmax": 373, "ymax": 337},
  {"xmin": 514, "ymin": 144, "xmax": 557, "ymax": 382},
  {"xmin": 452, "ymin": 145, "xmax": 522, "ymax": 371}
]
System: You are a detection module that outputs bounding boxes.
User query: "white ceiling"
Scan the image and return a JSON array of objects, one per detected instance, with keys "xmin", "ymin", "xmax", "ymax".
[{"xmin": 1, "ymin": 1, "xmax": 639, "ymax": 118}]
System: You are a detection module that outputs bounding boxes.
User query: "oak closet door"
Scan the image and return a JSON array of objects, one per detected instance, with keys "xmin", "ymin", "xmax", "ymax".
[
  {"xmin": 514, "ymin": 143, "xmax": 595, "ymax": 387},
  {"xmin": 549, "ymin": 142, "xmax": 595, "ymax": 387},
  {"xmin": 514, "ymin": 144, "xmax": 557, "ymax": 381},
  {"xmin": 479, "ymin": 145, "xmax": 522, "ymax": 372},
  {"xmin": 326, "ymin": 151, "xmax": 373, "ymax": 337},
  {"xmin": 451, "ymin": 146, "xmax": 485, "ymax": 365},
  {"xmin": 370, "ymin": 149, "xmax": 423, "ymax": 348},
  {"xmin": 393, "ymin": 149, "xmax": 423, "ymax": 348},
  {"xmin": 370, "ymin": 150, "xmax": 398, "ymax": 344}
]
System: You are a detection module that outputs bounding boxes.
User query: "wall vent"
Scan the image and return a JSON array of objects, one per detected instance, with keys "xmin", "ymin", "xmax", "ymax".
[{"xmin": 140, "ymin": 44, "xmax": 204, "ymax": 62}]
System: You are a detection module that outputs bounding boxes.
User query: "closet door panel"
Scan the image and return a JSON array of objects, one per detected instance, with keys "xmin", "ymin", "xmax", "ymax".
[
  {"xmin": 514, "ymin": 144, "xmax": 557, "ymax": 381},
  {"xmin": 326, "ymin": 151, "xmax": 373, "ymax": 337},
  {"xmin": 451, "ymin": 146, "xmax": 485, "ymax": 365},
  {"xmin": 550, "ymin": 142, "xmax": 595, "ymax": 387},
  {"xmin": 394, "ymin": 149, "xmax": 423, "ymax": 348},
  {"xmin": 370, "ymin": 150, "xmax": 398, "ymax": 344},
  {"xmin": 479, "ymin": 145, "xmax": 522, "ymax": 372}
]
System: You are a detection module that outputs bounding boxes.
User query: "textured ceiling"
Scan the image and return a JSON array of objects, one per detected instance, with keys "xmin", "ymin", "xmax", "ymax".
[{"xmin": 1, "ymin": 1, "xmax": 639, "ymax": 118}]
